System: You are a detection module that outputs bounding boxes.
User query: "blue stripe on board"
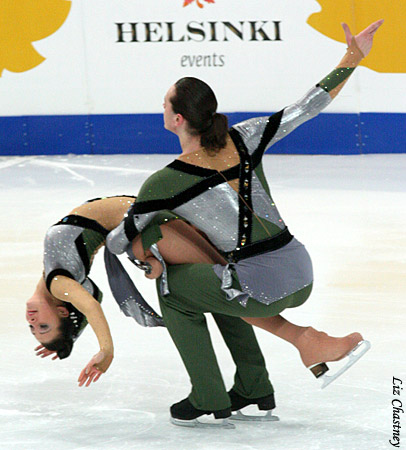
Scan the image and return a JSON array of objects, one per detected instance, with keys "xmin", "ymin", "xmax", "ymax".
[{"xmin": 0, "ymin": 112, "xmax": 404, "ymax": 156}]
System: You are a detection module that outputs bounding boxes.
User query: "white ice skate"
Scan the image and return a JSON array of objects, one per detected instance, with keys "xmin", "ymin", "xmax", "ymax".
[
  {"xmin": 170, "ymin": 416, "xmax": 235, "ymax": 429},
  {"xmin": 227, "ymin": 390, "xmax": 279, "ymax": 422},
  {"xmin": 308, "ymin": 339, "xmax": 371, "ymax": 389},
  {"xmin": 231, "ymin": 409, "xmax": 280, "ymax": 422}
]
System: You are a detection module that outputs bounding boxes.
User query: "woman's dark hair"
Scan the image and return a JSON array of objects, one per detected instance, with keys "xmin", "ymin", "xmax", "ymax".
[
  {"xmin": 43, "ymin": 317, "xmax": 74, "ymax": 359},
  {"xmin": 42, "ymin": 303, "xmax": 87, "ymax": 359},
  {"xmin": 171, "ymin": 77, "xmax": 229, "ymax": 153}
]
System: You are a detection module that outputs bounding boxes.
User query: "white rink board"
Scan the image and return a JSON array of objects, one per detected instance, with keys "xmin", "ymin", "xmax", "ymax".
[{"xmin": 0, "ymin": 0, "xmax": 405, "ymax": 116}]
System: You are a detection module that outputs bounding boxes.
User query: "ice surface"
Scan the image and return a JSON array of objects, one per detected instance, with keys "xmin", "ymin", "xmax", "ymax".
[{"xmin": 1, "ymin": 153, "xmax": 405, "ymax": 450}]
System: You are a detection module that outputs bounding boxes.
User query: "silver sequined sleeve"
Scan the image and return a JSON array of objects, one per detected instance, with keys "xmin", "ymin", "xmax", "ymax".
[
  {"xmin": 106, "ymin": 221, "xmax": 130, "ymax": 255},
  {"xmin": 268, "ymin": 86, "xmax": 331, "ymax": 149},
  {"xmin": 232, "ymin": 85, "xmax": 331, "ymax": 154},
  {"xmin": 106, "ymin": 211, "xmax": 161, "ymax": 255}
]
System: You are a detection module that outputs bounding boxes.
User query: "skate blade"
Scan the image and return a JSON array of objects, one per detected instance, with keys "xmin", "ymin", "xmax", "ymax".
[
  {"xmin": 170, "ymin": 417, "xmax": 235, "ymax": 429},
  {"xmin": 320, "ymin": 340, "xmax": 371, "ymax": 389},
  {"xmin": 230, "ymin": 410, "xmax": 280, "ymax": 422}
]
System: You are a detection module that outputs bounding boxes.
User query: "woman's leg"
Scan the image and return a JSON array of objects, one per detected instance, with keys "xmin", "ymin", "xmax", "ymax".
[
  {"xmin": 137, "ymin": 219, "xmax": 363, "ymax": 382},
  {"xmin": 243, "ymin": 316, "xmax": 362, "ymax": 369},
  {"xmin": 132, "ymin": 219, "xmax": 227, "ymax": 266}
]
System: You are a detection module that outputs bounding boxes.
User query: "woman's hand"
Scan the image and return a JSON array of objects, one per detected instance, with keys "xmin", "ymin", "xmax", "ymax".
[
  {"xmin": 342, "ymin": 20, "xmax": 384, "ymax": 57},
  {"xmin": 35, "ymin": 345, "xmax": 58, "ymax": 360},
  {"xmin": 78, "ymin": 349, "xmax": 114, "ymax": 387},
  {"xmin": 144, "ymin": 256, "xmax": 163, "ymax": 280}
]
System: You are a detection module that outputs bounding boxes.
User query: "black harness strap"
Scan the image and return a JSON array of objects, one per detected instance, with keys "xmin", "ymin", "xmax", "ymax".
[
  {"xmin": 252, "ymin": 110, "xmax": 285, "ymax": 165},
  {"xmin": 74, "ymin": 234, "xmax": 91, "ymax": 275},
  {"xmin": 229, "ymin": 128, "xmax": 254, "ymax": 248},
  {"xmin": 57, "ymin": 215, "xmax": 109, "ymax": 237},
  {"xmin": 225, "ymin": 227, "xmax": 294, "ymax": 263}
]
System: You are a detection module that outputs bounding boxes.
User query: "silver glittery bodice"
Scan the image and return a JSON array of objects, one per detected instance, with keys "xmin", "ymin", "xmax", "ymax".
[
  {"xmin": 43, "ymin": 224, "xmax": 101, "ymax": 301},
  {"xmin": 44, "ymin": 225, "xmax": 87, "ymax": 284},
  {"xmin": 173, "ymin": 183, "xmax": 239, "ymax": 252},
  {"xmin": 167, "ymin": 175, "xmax": 285, "ymax": 252}
]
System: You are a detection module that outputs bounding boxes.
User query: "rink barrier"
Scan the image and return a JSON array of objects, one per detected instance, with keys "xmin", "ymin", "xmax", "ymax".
[{"xmin": 0, "ymin": 112, "xmax": 404, "ymax": 156}]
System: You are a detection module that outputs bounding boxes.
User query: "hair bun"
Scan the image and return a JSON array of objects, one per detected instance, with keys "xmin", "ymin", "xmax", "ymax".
[{"xmin": 57, "ymin": 340, "xmax": 73, "ymax": 359}]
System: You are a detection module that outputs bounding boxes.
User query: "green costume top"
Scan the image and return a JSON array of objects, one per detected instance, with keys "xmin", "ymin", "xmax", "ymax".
[{"xmin": 107, "ymin": 54, "xmax": 359, "ymax": 305}]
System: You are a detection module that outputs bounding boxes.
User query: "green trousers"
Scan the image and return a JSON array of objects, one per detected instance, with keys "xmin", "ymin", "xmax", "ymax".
[{"xmin": 158, "ymin": 263, "xmax": 312, "ymax": 411}]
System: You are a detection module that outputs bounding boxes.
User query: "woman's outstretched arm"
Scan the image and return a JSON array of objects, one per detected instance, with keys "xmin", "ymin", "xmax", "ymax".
[{"xmin": 49, "ymin": 275, "xmax": 114, "ymax": 387}]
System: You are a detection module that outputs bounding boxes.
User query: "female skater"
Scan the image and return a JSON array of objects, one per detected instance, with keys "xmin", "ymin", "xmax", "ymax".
[
  {"xmin": 107, "ymin": 21, "xmax": 383, "ymax": 426},
  {"xmin": 26, "ymin": 195, "xmax": 229, "ymax": 387}
]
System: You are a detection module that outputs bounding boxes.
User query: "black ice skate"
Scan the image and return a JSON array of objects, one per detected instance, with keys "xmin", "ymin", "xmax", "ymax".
[
  {"xmin": 170, "ymin": 398, "xmax": 234, "ymax": 429},
  {"xmin": 228, "ymin": 389, "xmax": 280, "ymax": 422}
]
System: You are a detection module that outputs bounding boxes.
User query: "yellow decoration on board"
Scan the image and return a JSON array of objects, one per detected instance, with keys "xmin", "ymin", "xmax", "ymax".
[
  {"xmin": 0, "ymin": 0, "xmax": 71, "ymax": 77},
  {"xmin": 308, "ymin": 0, "xmax": 406, "ymax": 73}
]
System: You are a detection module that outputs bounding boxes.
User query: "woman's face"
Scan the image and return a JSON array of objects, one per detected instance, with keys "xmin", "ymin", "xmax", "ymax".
[
  {"xmin": 26, "ymin": 293, "xmax": 68, "ymax": 344},
  {"xmin": 163, "ymin": 85, "xmax": 178, "ymax": 132}
]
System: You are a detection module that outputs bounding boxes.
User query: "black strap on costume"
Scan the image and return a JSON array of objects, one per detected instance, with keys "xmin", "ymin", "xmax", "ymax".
[
  {"xmin": 45, "ymin": 268, "xmax": 75, "ymax": 292},
  {"xmin": 56, "ymin": 215, "xmax": 109, "ymax": 237},
  {"xmin": 253, "ymin": 109, "xmax": 285, "ymax": 162},
  {"xmin": 74, "ymin": 234, "xmax": 91, "ymax": 275},
  {"xmin": 85, "ymin": 194, "xmax": 136, "ymax": 204},
  {"xmin": 124, "ymin": 214, "xmax": 139, "ymax": 242},
  {"xmin": 224, "ymin": 227, "xmax": 294, "ymax": 263},
  {"xmin": 229, "ymin": 128, "xmax": 254, "ymax": 248},
  {"xmin": 122, "ymin": 111, "xmax": 285, "ymax": 245}
]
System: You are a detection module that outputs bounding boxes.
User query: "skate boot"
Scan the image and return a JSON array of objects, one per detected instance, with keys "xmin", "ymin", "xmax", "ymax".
[
  {"xmin": 228, "ymin": 389, "xmax": 279, "ymax": 422},
  {"xmin": 298, "ymin": 327, "xmax": 371, "ymax": 389},
  {"xmin": 170, "ymin": 398, "xmax": 234, "ymax": 429}
]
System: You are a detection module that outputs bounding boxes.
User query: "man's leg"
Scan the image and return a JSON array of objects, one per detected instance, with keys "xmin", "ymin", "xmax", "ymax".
[
  {"xmin": 158, "ymin": 282, "xmax": 231, "ymax": 411},
  {"xmin": 157, "ymin": 262, "xmax": 283, "ymax": 412},
  {"xmin": 212, "ymin": 313, "xmax": 273, "ymax": 400}
]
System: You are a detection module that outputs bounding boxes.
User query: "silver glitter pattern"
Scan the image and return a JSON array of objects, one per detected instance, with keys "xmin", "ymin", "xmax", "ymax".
[
  {"xmin": 44, "ymin": 225, "xmax": 87, "ymax": 284},
  {"xmin": 173, "ymin": 182, "xmax": 239, "ymax": 252},
  {"xmin": 213, "ymin": 238, "xmax": 313, "ymax": 306},
  {"xmin": 106, "ymin": 221, "xmax": 130, "ymax": 255},
  {"xmin": 108, "ymin": 86, "xmax": 330, "ymax": 256},
  {"xmin": 44, "ymin": 224, "xmax": 98, "ymax": 298},
  {"xmin": 250, "ymin": 173, "xmax": 285, "ymax": 228},
  {"xmin": 231, "ymin": 85, "xmax": 331, "ymax": 154},
  {"xmin": 270, "ymin": 86, "xmax": 331, "ymax": 147},
  {"xmin": 149, "ymin": 243, "xmax": 170, "ymax": 296},
  {"xmin": 231, "ymin": 117, "xmax": 268, "ymax": 154},
  {"xmin": 133, "ymin": 211, "xmax": 160, "ymax": 233}
]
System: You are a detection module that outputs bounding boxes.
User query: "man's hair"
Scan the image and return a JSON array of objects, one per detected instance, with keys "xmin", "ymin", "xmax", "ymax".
[{"xmin": 172, "ymin": 77, "xmax": 229, "ymax": 153}]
